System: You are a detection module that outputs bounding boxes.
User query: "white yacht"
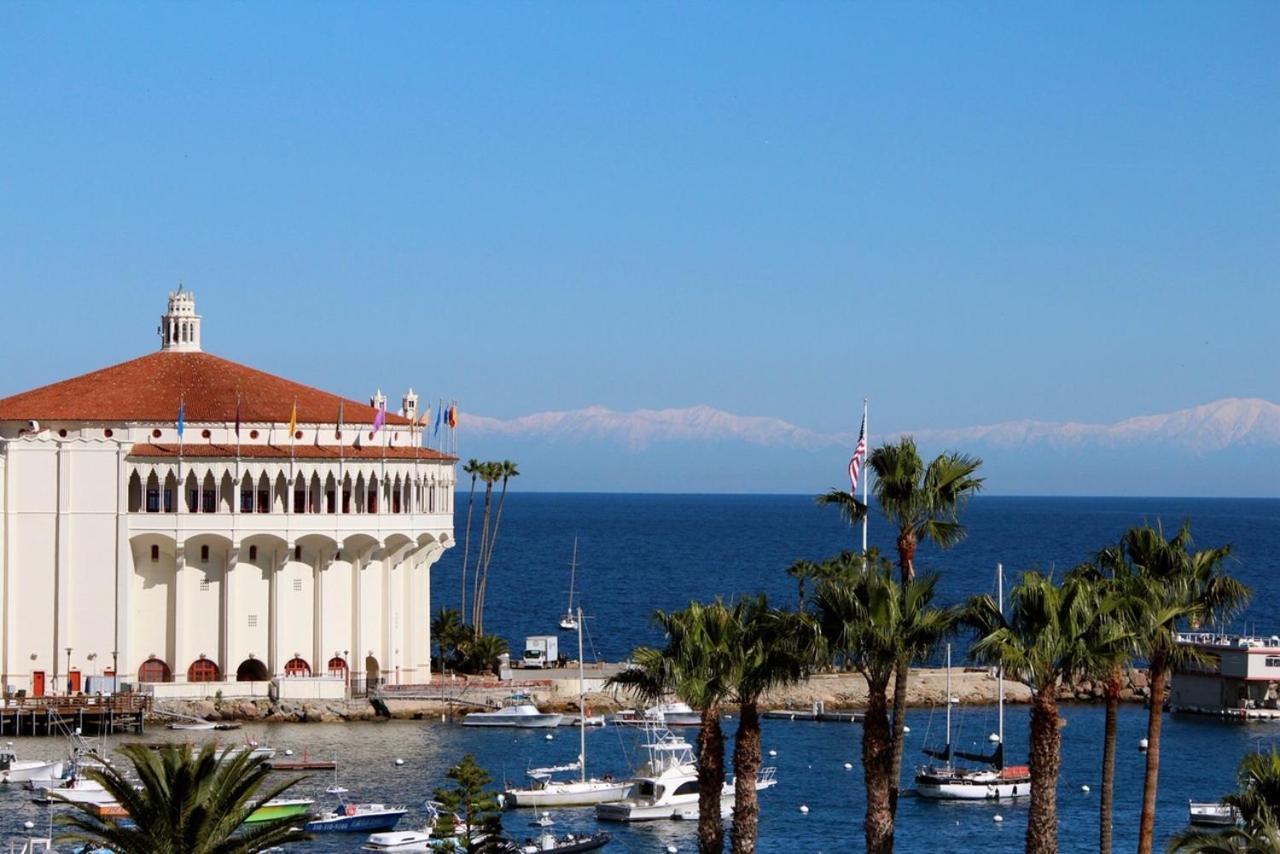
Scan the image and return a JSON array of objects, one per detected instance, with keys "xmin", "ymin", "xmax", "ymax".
[
  {"xmin": 463, "ymin": 694, "xmax": 563, "ymax": 729},
  {"xmin": 915, "ymin": 568, "xmax": 1033, "ymax": 801},
  {"xmin": 0, "ymin": 747, "xmax": 64, "ymax": 784},
  {"xmin": 595, "ymin": 724, "xmax": 776, "ymax": 822},
  {"xmin": 1189, "ymin": 800, "xmax": 1239, "ymax": 827},
  {"xmin": 608, "ymin": 701, "xmax": 701, "ymax": 728},
  {"xmin": 504, "ymin": 609, "xmax": 632, "ymax": 808}
]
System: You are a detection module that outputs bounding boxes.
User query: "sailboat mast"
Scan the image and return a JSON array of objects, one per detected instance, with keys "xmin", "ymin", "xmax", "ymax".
[
  {"xmin": 997, "ymin": 563, "xmax": 1005, "ymax": 753},
  {"xmin": 945, "ymin": 643, "xmax": 952, "ymax": 768},
  {"xmin": 567, "ymin": 537, "xmax": 578, "ymax": 615},
  {"xmin": 578, "ymin": 605, "xmax": 586, "ymax": 784}
]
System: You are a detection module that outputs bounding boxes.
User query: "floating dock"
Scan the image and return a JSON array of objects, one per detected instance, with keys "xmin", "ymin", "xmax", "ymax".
[
  {"xmin": 0, "ymin": 694, "xmax": 149, "ymax": 736},
  {"xmin": 763, "ymin": 709, "xmax": 863, "ymax": 724}
]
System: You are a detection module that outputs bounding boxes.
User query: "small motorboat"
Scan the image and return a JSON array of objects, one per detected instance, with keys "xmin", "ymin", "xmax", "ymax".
[
  {"xmin": 245, "ymin": 798, "xmax": 314, "ymax": 823},
  {"xmin": 167, "ymin": 720, "xmax": 216, "ymax": 731},
  {"xmin": 517, "ymin": 830, "xmax": 611, "ymax": 853},
  {"xmin": 38, "ymin": 777, "xmax": 116, "ymax": 806},
  {"xmin": 362, "ymin": 802, "xmax": 478, "ymax": 851},
  {"xmin": 607, "ymin": 702, "xmax": 700, "ymax": 728},
  {"xmin": 0, "ymin": 747, "xmax": 64, "ymax": 784},
  {"xmin": 306, "ymin": 801, "xmax": 407, "ymax": 833},
  {"xmin": 463, "ymin": 694, "xmax": 562, "ymax": 729},
  {"xmin": 1189, "ymin": 800, "xmax": 1239, "ymax": 826}
]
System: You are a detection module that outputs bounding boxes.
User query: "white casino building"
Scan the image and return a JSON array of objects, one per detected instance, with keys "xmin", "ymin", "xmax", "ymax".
[{"xmin": 0, "ymin": 290, "xmax": 455, "ymax": 697}]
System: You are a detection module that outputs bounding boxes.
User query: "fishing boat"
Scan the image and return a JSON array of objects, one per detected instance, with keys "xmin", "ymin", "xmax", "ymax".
[
  {"xmin": 0, "ymin": 747, "xmax": 64, "ymax": 784},
  {"xmin": 595, "ymin": 723, "xmax": 776, "ymax": 822},
  {"xmin": 306, "ymin": 801, "xmax": 408, "ymax": 833},
  {"xmin": 39, "ymin": 777, "xmax": 116, "ymax": 806},
  {"xmin": 558, "ymin": 538, "xmax": 580, "ymax": 631},
  {"xmin": 245, "ymin": 798, "xmax": 314, "ymax": 823},
  {"xmin": 1189, "ymin": 800, "xmax": 1239, "ymax": 827},
  {"xmin": 463, "ymin": 694, "xmax": 562, "ymax": 728},
  {"xmin": 607, "ymin": 701, "xmax": 700, "ymax": 728},
  {"xmin": 915, "ymin": 566, "xmax": 1032, "ymax": 801},
  {"xmin": 504, "ymin": 608, "xmax": 632, "ymax": 808},
  {"xmin": 516, "ymin": 829, "xmax": 611, "ymax": 853}
]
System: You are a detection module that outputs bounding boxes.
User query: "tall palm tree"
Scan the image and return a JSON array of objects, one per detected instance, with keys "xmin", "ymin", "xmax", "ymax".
[
  {"xmin": 786, "ymin": 559, "xmax": 820, "ymax": 608},
  {"xmin": 470, "ymin": 462, "xmax": 500, "ymax": 632},
  {"xmin": 474, "ymin": 460, "xmax": 519, "ymax": 634},
  {"xmin": 608, "ymin": 601, "xmax": 740, "ymax": 854},
  {"xmin": 459, "ymin": 458, "xmax": 482, "ymax": 622},
  {"xmin": 57, "ymin": 743, "xmax": 309, "ymax": 853},
  {"xmin": 967, "ymin": 571, "xmax": 1121, "ymax": 854},
  {"xmin": 1170, "ymin": 748, "xmax": 1280, "ymax": 853},
  {"xmin": 728, "ymin": 598, "xmax": 821, "ymax": 854},
  {"xmin": 1068, "ymin": 551, "xmax": 1147, "ymax": 854},
  {"xmin": 432, "ymin": 607, "xmax": 467, "ymax": 676},
  {"xmin": 1120, "ymin": 522, "xmax": 1249, "ymax": 854},
  {"xmin": 814, "ymin": 570, "xmax": 956, "ymax": 854},
  {"xmin": 865, "ymin": 436, "xmax": 984, "ymax": 811}
]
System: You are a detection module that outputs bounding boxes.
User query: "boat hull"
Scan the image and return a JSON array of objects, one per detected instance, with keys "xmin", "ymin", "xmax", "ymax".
[
  {"xmin": 596, "ymin": 779, "xmax": 774, "ymax": 822},
  {"xmin": 306, "ymin": 808, "xmax": 406, "ymax": 833},
  {"xmin": 247, "ymin": 799, "xmax": 314, "ymax": 823},
  {"xmin": 463, "ymin": 714, "xmax": 562, "ymax": 728},
  {"xmin": 915, "ymin": 774, "xmax": 1032, "ymax": 800},
  {"xmin": 2, "ymin": 760, "xmax": 64, "ymax": 783},
  {"xmin": 504, "ymin": 781, "xmax": 633, "ymax": 807}
]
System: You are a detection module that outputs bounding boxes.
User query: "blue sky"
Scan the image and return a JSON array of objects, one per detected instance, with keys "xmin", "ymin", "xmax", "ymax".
[{"xmin": 2, "ymin": 4, "xmax": 1278, "ymax": 448}]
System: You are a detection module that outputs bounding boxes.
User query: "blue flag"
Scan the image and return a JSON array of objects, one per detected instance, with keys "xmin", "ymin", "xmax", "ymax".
[
  {"xmin": 433, "ymin": 400, "xmax": 443, "ymax": 437},
  {"xmin": 177, "ymin": 400, "xmax": 185, "ymax": 439}
]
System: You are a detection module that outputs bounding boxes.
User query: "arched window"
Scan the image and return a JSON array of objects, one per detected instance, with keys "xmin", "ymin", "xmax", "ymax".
[
  {"xmin": 236, "ymin": 657, "xmax": 270, "ymax": 681},
  {"xmin": 187, "ymin": 658, "xmax": 220, "ymax": 682},
  {"xmin": 138, "ymin": 657, "xmax": 172, "ymax": 683},
  {"xmin": 284, "ymin": 657, "xmax": 311, "ymax": 677},
  {"xmin": 327, "ymin": 657, "xmax": 348, "ymax": 677}
]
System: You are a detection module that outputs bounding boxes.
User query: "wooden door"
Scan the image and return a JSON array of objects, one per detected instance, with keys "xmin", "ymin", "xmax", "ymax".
[
  {"xmin": 32, "ymin": 671, "xmax": 45, "ymax": 697},
  {"xmin": 69, "ymin": 669, "xmax": 82, "ymax": 693}
]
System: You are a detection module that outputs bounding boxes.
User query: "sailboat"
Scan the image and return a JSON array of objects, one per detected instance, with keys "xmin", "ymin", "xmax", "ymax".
[
  {"xmin": 503, "ymin": 608, "xmax": 631, "ymax": 808},
  {"xmin": 559, "ymin": 539, "xmax": 580, "ymax": 631},
  {"xmin": 915, "ymin": 564, "xmax": 1032, "ymax": 800}
]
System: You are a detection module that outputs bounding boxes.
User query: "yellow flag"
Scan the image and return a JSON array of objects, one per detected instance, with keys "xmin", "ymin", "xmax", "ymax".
[{"xmin": 287, "ymin": 401, "xmax": 297, "ymax": 438}]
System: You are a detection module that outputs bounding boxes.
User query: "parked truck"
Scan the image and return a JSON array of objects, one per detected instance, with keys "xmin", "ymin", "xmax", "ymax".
[{"xmin": 523, "ymin": 635, "xmax": 559, "ymax": 669}]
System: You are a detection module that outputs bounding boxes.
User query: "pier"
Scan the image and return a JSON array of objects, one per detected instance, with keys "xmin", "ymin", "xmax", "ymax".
[{"xmin": 0, "ymin": 694, "xmax": 149, "ymax": 736}]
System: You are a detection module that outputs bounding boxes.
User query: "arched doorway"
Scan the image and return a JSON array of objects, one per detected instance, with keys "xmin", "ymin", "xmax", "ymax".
[
  {"xmin": 236, "ymin": 657, "xmax": 269, "ymax": 681},
  {"xmin": 327, "ymin": 656, "xmax": 348, "ymax": 677},
  {"xmin": 138, "ymin": 657, "xmax": 172, "ymax": 683},
  {"xmin": 283, "ymin": 657, "xmax": 311, "ymax": 677},
  {"xmin": 365, "ymin": 654, "xmax": 381, "ymax": 689},
  {"xmin": 187, "ymin": 658, "xmax": 220, "ymax": 682}
]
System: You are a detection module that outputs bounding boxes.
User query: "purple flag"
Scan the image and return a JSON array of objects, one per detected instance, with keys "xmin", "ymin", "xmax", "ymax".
[{"xmin": 372, "ymin": 402, "xmax": 386, "ymax": 434}]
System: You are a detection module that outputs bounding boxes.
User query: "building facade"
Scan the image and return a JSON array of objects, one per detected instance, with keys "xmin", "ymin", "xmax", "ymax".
[{"xmin": 0, "ymin": 290, "xmax": 455, "ymax": 696}]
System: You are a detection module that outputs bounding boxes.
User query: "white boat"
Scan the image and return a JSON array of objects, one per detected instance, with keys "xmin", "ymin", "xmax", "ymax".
[
  {"xmin": 595, "ymin": 724, "xmax": 777, "ymax": 822},
  {"xmin": 1189, "ymin": 800, "xmax": 1239, "ymax": 826},
  {"xmin": 464, "ymin": 694, "xmax": 562, "ymax": 728},
  {"xmin": 362, "ymin": 802, "xmax": 475, "ymax": 851},
  {"xmin": 305, "ymin": 800, "xmax": 407, "ymax": 833},
  {"xmin": 558, "ymin": 538, "xmax": 580, "ymax": 631},
  {"xmin": 608, "ymin": 701, "xmax": 701, "ymax": 728},
  {"xmin": 505, "ymin": 608, "xmax": 632, "ymax": 808},
  {"xmin": 0, "ymin": 747, "xmax": 64, "ymax": 784},
  {"xmin": 41, "ymin": 777, "xmax": 116, "ymax": 806},
  {"xmin": 915, "ymin": 568, "xmax": 1033, "ymax": 801}
]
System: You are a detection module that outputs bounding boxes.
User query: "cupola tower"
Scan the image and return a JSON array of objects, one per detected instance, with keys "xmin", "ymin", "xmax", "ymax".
[{"xmin": 159, "ymin": 286, "xmax": 202, "ymax": 352}]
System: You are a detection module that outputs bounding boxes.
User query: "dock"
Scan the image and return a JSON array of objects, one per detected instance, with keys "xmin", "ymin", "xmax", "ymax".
[
  {"xmin": 0, "ymin": 694, "xmax": 149, "ymax": 736},
  {"xmin": 763, "ymin": 708, "xmax": 863, "ymax": 724}
]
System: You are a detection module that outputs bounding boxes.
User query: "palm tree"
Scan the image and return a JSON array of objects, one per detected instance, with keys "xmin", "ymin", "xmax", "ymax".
[
  {"xmin": 470, "ymin": 462, "xmax": 500, "ymax": 631},
  {"xmin": 608, "ymin": 601, "xmax": 739, "ymax": 854},
  {"xmin": 460, "ymin": 633, "xmax": 509, "ymax": 676},
  {"xmin": 432, "ymin": 607, "xmax": 467, "ymax": 676},
  {"xmin": 728, "ymin": 597, "xmax": 821, "ymax": 854},
  {"xmin": 57, "ymin": 743, "xmax": 309, "ymax": 853},
  {"xmin": 967, "ymin": 571, "xmax": 1120, "ymax": 854},
  {"xmin": 1120, "ymin": 522, "xmax": 1250, "ymax": 854},
  {"xmin": 1170, "ymin": 748, "xmax": 1280, "ymax": 852},
  {"xmin": 459, "ymin": 458, "xmax": 482, "ymax": 622},
  {"xmin": 865, "ymin": 436, "xmax": 984, "ymax": 811},
  {"xmin": 474, "ymin": 460, "xmax": 519, "ymax": 634},
  {"xmin": 813, "ymin": 570, "xmax": 956, "ymax": 854},
  {"xmin": 786, "ymin": 559, "xmax": 820, "ymax": 608}
]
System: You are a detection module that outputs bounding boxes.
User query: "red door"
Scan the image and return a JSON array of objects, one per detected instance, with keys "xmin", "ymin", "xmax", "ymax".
[
  {"xmin": 69, "ymin": 670, "xmax": 82, "ymax": 693},
  {"xmin": 32, "ymin": 671, "xmax": 45, "ymax": 698}
]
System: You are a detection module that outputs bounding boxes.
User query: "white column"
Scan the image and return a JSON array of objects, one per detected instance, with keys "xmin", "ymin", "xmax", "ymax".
[
  {"xmin": 351, "ymin": 551, "xmax": 362, "ymax": 688},
  {"xmin": 222, "ymin": 544, "xmax": 238, "ymax": 680},
  {"xmin": 312, "ymin": 551, "xmax": 326, "ymax": 674},
  {"xmin": 268, "ymin": 545, "xmax": 287, "ymax": 676},
  {"xmin": 173, "ymin": 543, "xmax": 187, "ymax": 680},
  {"xmin": 114, "ymin": 448, "xmax": 133, "ymax": 682},
  {"xmin": 54, "ymin": 445, "xmax": 70, "ymax": 691}
]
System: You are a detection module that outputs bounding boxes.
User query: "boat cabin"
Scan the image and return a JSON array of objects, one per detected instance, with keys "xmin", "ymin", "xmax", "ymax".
[{"xmin": 1171, "ymin": 632, "xmax": 1280, "ymax": 719}]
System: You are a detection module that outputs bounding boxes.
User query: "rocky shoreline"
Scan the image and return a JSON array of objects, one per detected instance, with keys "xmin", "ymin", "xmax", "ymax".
[{"xmin": 148, "ymin": 665, "xmax": 1154, "ymax": 725}]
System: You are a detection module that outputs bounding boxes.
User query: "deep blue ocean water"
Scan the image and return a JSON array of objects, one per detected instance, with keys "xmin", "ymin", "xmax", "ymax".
[{"xmin": 4, "ymin": 494, "xmax": 1280, "ymax": 852}]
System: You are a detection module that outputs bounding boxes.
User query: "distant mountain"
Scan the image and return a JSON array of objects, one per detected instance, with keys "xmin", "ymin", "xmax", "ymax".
[{"xmin": 459, "ymin": 399, "xmax": 1280, "ymax": 495}]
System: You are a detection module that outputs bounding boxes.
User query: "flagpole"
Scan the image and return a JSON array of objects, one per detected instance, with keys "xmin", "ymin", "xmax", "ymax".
[{"xmin": 861, "ymin": 397, "xmax": 869, "ymax": 556}]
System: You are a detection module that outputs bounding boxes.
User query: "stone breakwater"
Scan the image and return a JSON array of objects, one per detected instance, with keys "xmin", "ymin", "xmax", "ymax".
[{"xmin": 148, "ymin": 666, "xmax": 1153, "ymax": 724}]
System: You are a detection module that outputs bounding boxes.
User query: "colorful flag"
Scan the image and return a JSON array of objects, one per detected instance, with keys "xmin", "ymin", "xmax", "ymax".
[
  {"xmin": 433, "ymin": 399, "xmax": 443, "ymax": 437},
  {"xmin": 336, "ymin": 400, "xmax": 345, "ymax": 437},
  {"xmin": 176, "ymin": 398, "xmax": 185, "ymax": 440},
  {"xmin": 234, "ymin": 394, "xmax": 242, "ymax": 439},
  {"xmin": 848, "ymin": 409, "xmax": 867, "ymax": 494},
  {"xmin": 447, "ymin": 403, "xmax": 458, "ymax": 428},
  {"xmin": 372, "ymin": 401, "xmax": 386, "ymax": 434},
  {"xmin": 287, "ymin": 401, "xmax": 298, "ymax": 439}
]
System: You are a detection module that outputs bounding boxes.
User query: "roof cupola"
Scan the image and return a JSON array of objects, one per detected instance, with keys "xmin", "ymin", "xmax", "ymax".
[{"xmin": 158, "ymin": 286, "xmax": 202, "ymax": 352}]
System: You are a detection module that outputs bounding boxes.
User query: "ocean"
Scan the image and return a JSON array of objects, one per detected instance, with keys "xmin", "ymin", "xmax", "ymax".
[{"xmin": 4, "ymin": 494, "xmax": 1279, "ymax": 852}]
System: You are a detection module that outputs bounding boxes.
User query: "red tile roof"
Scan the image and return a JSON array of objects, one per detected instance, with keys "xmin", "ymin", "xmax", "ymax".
[
  {"xmin": 127, "ymin": 443, "xmax": 454, "ymax": 462},
  {"xmin": 0, "ymin": 351, "xmax": 416, "ymax": 426}
]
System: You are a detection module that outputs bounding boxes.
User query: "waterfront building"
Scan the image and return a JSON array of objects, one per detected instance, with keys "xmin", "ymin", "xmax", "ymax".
[
  {"xmin": 1171, "ymin": 631, "xmax": 1280, "ymax": 720},
  {"xmin": 0, "ymin": 290, "xmax": 455, "ymax": 697}
]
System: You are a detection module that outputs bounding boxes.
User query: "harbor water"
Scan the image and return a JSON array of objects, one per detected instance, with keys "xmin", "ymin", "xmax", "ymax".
[{"xmin": 4, "ymin": 494, "xmax": 1280, "ymax": 852}]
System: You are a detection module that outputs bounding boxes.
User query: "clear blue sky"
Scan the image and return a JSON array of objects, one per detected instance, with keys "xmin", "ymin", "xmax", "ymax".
[{"xmin": 2, "ymin": 4, "xmax": 1277, "ymax": 437}]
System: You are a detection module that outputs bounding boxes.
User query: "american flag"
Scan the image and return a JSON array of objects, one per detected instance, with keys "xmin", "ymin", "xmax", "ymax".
[{"xmin": 848, "ymin": 411, "xmax": 867, "ymax": 494}]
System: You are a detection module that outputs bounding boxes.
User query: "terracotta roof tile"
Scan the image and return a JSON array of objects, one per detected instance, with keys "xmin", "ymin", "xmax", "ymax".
[
  {"xmin": 128, "ymin": 443, "xmax": 455, "ymax": 462},
  {"xmin": 0, "ymin": 351, "xmax": 416, "ymax": 426}
]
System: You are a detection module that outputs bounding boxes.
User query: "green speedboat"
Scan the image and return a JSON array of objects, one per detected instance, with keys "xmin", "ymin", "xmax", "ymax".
[{"xmin": 245, "ymin": 798, "xmax": 314, "ymax": 823}]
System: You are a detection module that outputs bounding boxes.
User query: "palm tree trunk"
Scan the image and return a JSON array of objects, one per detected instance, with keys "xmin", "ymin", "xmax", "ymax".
[
  {"xmin": 460, "ymin": 474, "xmax": 477, "ymax": 622},
  {"xmin": 697, "ymin": 706, "xmax": 726, "ymax": 854},
  {"xmin": 888, "ymin": 661, "xmax": 909, "ymax": 816},
  {"xmin": 472, "ymin": 483, "xmax": 494, "ymax": 632},
  {"xmin": 478, "ymin": 478, "xmax": 511, "ymax": 627},
  {"xmin": 1137, "ymin": 664, "xmax": 1168, "ymax": 854},
  {"xmin": 862, "ymin": 684, "xmax": 895, "ymax": 854},
  {"xmin": 730, "ymin": 702, "xmax": 762, "ymax": 854},
  {"xmin": 1026, "ymin": 685, "xmax": 1063, "ymax": 854},
  {"xmin": 1099, "ymin": 667, "xmax": 1122, "ymax": 854}
]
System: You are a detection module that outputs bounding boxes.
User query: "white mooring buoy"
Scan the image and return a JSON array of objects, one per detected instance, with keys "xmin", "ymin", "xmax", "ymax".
[
  {"xmin": 284, "ymin": 749, "xmax": 294, "ymax": 756},
  {"xmin": 1139, "ymin": 737, "xmax": 1149, "ymax": 751},
  {"xmin": 23, "ymin": 822, "xmax": 34, "ymax": 830},
  {"xmin": 545, "ymin": 733, "xmax": 554, "ymax": 741},
  {"xmin": 768, "ymin": 749, "xmax": 777, "ymax": 757},
  {"xmin": 989, "ymin": 733, "xmax": 1000, "ymax": 743},
  {"xmin": 667, "ymin": 846, "xmax": 678, "ymax": 854},
  {"xmin": 844, "ymin": 762, "xmax": 853, "ymax": 770},
  {"xmin": 903, "ymin": 726, "xmax": 910, "ymax": 733},
  {"xmin": 394, "ymin": 758, "xmax": 405, "ymax": 766},
  {"xmin": 993, "ymin": 814, "xmax": 1004, "ymax": 823},
  {"xmin": 799, "ymin": 804, "xmax": 809, "ymax": 814},
  {"xmin": 1082, "ymin": 784, "xmax": 1091, "ymax": 793}
]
